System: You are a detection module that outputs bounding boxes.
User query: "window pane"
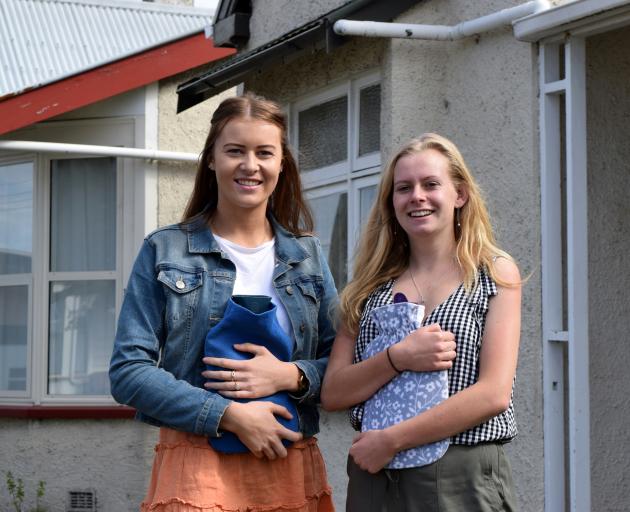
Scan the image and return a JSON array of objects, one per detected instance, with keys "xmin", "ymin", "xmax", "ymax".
[
  {"xmin": 310, "ymin": 192, "xmax": 347, "ymax": 289},
  {"xmin": 0, "ymin": 286, "xmax": 28, "ymax": 391},
  {"xmin": 298, "ymin": 96, "xmax": 348, "ymax": 171},
  {"xmin": 50, "ymin": 158, "xmax": 117, "ymax": 272},
  {"xmin": 0, "ymin": 162, "xmax": 33, "ymax": 274},
  {"xmin": 359, "ymin": 185, "xmax": 378, "ymax": 225},
  {"xmin": 48, "ymin": 280, "xmax": 115, "ymax": 395},
  {"xmin": 359, "ymin": 84, "xmax": 381, "ymax": 156}
]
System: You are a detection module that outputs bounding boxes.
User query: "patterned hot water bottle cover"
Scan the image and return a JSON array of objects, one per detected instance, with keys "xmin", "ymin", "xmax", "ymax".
[{"xmin": 362, "ymin": 294, "xmax": 450, "ymax": 468}]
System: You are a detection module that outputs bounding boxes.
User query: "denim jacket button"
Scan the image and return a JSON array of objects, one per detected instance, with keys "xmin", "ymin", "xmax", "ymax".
[
  {"xmin": 176, "ymin": 279, "xmax": 185, "ymax": 290},
  {"xmin": 286, "ymin": 285, "xmax": 293, "ymax": 295}
]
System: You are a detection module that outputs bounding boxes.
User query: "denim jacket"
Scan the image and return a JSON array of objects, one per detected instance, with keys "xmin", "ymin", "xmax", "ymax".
[{"xmin": 109, "ymin": 216, "xmax": 338, "ymax": 438}]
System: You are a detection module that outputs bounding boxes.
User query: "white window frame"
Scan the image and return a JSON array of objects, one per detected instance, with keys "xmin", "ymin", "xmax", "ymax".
[
  {"xmin": 292, "ymin": 71, "xmax": 382, "ymax": 190},
  {"xmin": 539, "ymin": 36, "xmax": 589, "ymax": 512},
  {"xmin": 0, "ymin": 155, "xmax": 36, "ymax": 399},
  {"xmin": 352, "ymin": 73, "xmax": 382, "ymax": 172},
  {"xmin": 0, "ymin": 117, "xmax": 147, "ymax": 406},
  {"xmin": 291, "ymin": 71, "xmax": 382, "ymax": 285},
  {"xmin": 347, "ymin": 173, "xmax": 381, "ymax": 279}
]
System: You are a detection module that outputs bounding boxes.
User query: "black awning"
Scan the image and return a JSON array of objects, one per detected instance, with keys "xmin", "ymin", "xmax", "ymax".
[{"xmin": 177, "ymin": 0, "xmax": 419, "ymax": 112}]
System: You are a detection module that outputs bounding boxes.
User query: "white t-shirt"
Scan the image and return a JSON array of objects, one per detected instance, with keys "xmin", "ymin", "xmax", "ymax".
[{"xmin": 213, "ymin": 234, "xmax": 292, "ymax": 337}]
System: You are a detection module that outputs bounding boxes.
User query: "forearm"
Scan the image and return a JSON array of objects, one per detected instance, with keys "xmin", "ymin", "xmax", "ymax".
[
  {"xmin": 110, "ymin": 358, "xmax": 231, "ymax": 436},
  {"xmin": 386, "ymin": 381, "xmax": 508, "ymax": 451},
  {"xmin": 321, "ymin": 349, "xmax": 398, "ymax": 411}
]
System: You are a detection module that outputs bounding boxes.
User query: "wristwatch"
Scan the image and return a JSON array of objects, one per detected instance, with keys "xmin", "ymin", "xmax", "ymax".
[{"xmin": 296, "ymin": 367, "xmax": 309, "ymax": 395}]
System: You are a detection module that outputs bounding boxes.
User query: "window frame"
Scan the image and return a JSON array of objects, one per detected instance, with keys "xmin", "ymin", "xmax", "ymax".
[
  {"xmin": 0, "ymin": 155, "xmax": 36, "ymax": 400},
  {"xmin": 290, "ymin": 71, "xmax": 382, "ymax": 286},
  {"xmin": 0, "ymin": 117, "xmax": 146, "ymax": 408}
]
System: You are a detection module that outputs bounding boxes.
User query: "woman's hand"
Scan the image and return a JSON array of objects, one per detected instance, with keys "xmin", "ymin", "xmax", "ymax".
[
  {"xmin": 219, "ymin": 401, "xmax": 303, "ymax": 459},
  {"xmin": 202, "ymin": 344, "xmax": 299, "ymax": 398},
  {"xmin": 389, "ymin": 324, "xmax": 456, "ymax": 372},
  {"xmin": 349, "ymin": 429, "xmax": 398, "ymax": 474}
]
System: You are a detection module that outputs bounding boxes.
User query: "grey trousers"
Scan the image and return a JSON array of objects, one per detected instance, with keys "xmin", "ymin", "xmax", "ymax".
[{"xmin": 346, "ymin": 443, "xmax": 517, "ymax": 512}]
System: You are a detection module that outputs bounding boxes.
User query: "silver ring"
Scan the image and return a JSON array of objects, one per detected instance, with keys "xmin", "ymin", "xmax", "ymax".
[
  {"xmin": 230, "ymin": 370, "xmax": 236, "ymax": 382},
  {"xmin": 234, "ymin": 382, "xmax": 240, "ymax": 391}
]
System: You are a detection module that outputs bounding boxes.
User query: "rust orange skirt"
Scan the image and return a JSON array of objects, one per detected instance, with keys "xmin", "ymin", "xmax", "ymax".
[{"xmin": 141, "ymin": 428, "xmax": 335, "ymax": 512}]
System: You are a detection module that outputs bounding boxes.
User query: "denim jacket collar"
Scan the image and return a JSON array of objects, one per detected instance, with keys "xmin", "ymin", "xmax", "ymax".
[{"xmin": 185, "ymin": 213, "xmax": 309, "ymax": 265}]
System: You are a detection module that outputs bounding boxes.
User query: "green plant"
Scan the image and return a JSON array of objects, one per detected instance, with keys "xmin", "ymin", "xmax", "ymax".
[{"xmin": 4, "ymin": 472, "xmax": 47, "ymax": 512}]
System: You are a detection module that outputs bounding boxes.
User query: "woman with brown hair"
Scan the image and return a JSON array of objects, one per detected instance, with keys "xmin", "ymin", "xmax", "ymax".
[
  {"xmin": 110, "ymin": 93, "xmax": 337, "ymax": 511},
  {"xmin": 322, "ymin": 133, "xmax": 521, "ymax": 511}
]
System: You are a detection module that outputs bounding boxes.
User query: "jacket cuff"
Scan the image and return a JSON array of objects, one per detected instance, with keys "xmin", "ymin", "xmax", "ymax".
[
  {"xmin": 290, "ymin": 360, "xmax": 320, "ymax": 403},
  {"xmin": 197, "ymin": 393, "xmax": 232, "ymax": 436}
]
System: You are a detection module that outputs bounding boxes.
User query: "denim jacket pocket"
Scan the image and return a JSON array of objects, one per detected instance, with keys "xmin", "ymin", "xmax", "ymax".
[
  {"xmin": 157, "ymin": 266, "xmax": 204, "ymax": 342},
  {"xmin": 158, "ymin": 265, "xmax": 204, "ymax": 294}
]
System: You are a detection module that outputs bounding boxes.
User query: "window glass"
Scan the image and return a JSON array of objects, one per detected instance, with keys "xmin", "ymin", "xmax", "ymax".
[
  {"xmin": 359, "ymin": 185, "xmax": 378, "ymax": 225},
  {"xmin": 50, "ymin": 158, "xmax": 117, "ymax": 272},
  {"xmin": 310, "ymin": 192, "xmax": 348, "ymax": 289},
  {"xmin": 298, "ymin": 96, "xmax": 348, "ymax": 171},
  {"xmin": 0, "ymin": 286, "xmax": 28, "ymax": 391},
  {"xmin": 48, "ymin": 280, "xmax": 115, "ymax": 395},
  {"xmin": 358, "ymin": 84, "xmax": 381, "ymax": 156},
  {"xmin": 0, "ymin": 162, "xmax": 33, "ymax": 274}
]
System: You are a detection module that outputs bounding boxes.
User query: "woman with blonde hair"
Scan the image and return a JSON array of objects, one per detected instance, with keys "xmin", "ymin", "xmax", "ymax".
[{"xmin": 322, "ymin": 133, "xmax": 521, "ymax": 511}]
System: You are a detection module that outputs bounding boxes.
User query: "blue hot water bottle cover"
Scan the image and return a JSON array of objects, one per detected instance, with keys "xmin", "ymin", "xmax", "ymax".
[
  {"xmin": 362, "ymin": 293, "xmax": 450, "ymax": 468},
  {"xmin": 204, "ymin": 295, "xmax": 299, "ymax": 453}
]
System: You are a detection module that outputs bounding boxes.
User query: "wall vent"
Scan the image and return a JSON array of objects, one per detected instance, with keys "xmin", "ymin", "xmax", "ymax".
[{"xmin": 66, "ymin": 489, "xmax": 96, "ymax": 512}]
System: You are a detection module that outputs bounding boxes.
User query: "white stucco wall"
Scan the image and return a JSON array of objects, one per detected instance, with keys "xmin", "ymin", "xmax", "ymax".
[
  {"xmin": 390, "ymin": 13, "xmax": 543, "ymax": 512},
  {"xmin": 0, "ymin": 419, "xmax": 156, "ymax": 511},
  {"xmin": 156, "ymin": 70, "xmax": 235, "ymax": 226},
  {"xmin": 383, "ymin": 7, "xmax": 544, "ymax": 507},
  {"xmin": 586, "ymin": 26, "xmax": 630, "ymax": 512},
  {"xmin": 246, "ymin": 1, "xmax": 544, "ymax": 510},
  {"xmin": 245, "ymin": 0, "xmax": 346, "ymax": 50}
]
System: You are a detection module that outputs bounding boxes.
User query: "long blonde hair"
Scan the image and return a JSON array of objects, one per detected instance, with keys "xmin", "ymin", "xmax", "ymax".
[{"xmin": 340, "ymin": 133, "xmax": 513, "ymax": 332}]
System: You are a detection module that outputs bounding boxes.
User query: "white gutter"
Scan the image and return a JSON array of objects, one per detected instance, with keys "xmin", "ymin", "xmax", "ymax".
[
  {"xmin": 0, "ymin": 140, "xmax": 199, "ymax": 163},
  {"xmin": 334, "ymin": 0, "xmax": 550, "ymax": 41}
]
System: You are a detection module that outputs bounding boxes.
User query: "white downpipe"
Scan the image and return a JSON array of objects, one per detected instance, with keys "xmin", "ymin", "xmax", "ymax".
[
  {"xmin": 0, "ymin": 140, "xmax": 199, "ymax": 163},
  {"xmin": 334, "ymin": 0, "xmax": 550, "ymax": 41}
]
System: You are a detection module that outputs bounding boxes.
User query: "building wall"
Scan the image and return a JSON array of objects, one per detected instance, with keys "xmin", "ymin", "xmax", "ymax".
[
  {"xmin": 384, "ymin": 9, "xmax": 543, "ymax": 509},
  {"xmin": 586, "ymin": 26, "xmax": 630, "ymax": 512},
  {"xmin": 156, "ymin": 69, "xmax": 235, "ymax": 226},
  {"xmin": 0, "ymin": 418, "xmax": 156, "ymax": 511},
  {"xmin": 247, "ymin": 1, "xmax": 544, "ymax": 510},
  {"xmin": 246, "ymin": 0, "xmax": 346, "ymax": 50}
]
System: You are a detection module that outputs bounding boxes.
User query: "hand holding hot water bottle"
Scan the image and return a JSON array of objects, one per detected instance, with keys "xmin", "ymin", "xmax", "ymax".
[{"xmin": 204, "ymin": 295, "xmax": 299, "ymax": 453}]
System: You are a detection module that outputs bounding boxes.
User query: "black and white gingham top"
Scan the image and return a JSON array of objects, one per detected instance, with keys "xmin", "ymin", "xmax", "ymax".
[{"xmin": 349, "ymin": 269, "xmax": 517, "ymax": 445}]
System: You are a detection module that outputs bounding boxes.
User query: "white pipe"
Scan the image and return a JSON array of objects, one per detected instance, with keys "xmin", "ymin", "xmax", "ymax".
[
  {"xmin": 0, "ymin": 140, "xmax": 199, "ymax": 163},
  {"xmin": 334, "ymin": 0, "xmax": 550, "ymax": 41}
]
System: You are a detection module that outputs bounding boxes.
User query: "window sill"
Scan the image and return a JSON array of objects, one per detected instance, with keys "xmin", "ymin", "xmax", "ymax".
[{"xmin": 0, "ymin": 405, "xmax": 135, "ymax": 419}]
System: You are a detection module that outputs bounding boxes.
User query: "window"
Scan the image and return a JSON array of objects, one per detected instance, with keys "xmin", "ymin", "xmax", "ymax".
[
  {"xmin": 0, "ymin": 161, "xmax": 33, "ymax": 395},
  {"xmin": 291, "ymin": 73, "xmax": 381, "ymax": 289},
  {"xmin": 0, "ymin": 119, "xmax": 144, "ymax": 406}
]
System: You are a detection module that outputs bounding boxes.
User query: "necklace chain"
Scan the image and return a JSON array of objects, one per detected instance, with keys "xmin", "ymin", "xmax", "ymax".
[{"xmin": 408, "ymin": 267, "xmax": 425, "ymax": 305}]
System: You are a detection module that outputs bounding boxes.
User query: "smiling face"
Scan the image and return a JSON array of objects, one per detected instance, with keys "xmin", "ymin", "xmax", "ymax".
[
  {"xmin": 210, "ymin": 117, "xmax": 283, "ymax": 217},
  {"xmin": 392, "ymin": 148, "xmax": 467, "ymax": 241}
]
